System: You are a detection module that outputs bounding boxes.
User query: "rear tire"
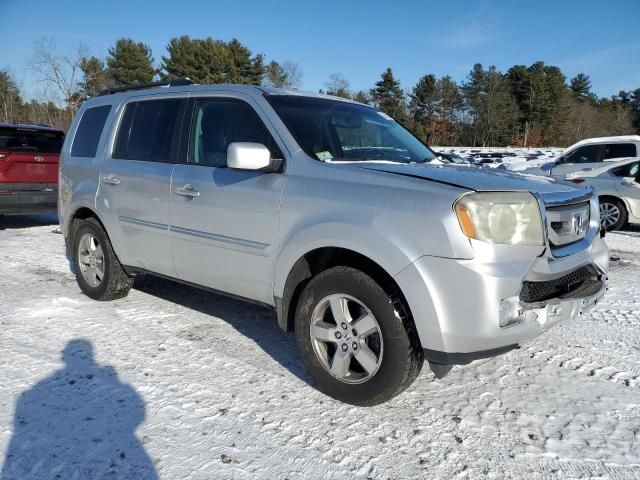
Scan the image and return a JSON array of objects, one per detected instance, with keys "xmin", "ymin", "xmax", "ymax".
[
  {"xmin": 72, "ymin": 217, "xmax": 133, "ymax": 300},
  {"xmin": 295, "ymin": 266, "xmax": 423, "ymax": 406},
  {"xmin": 599, "ymin": 197, "xmax": 627, "ymax": 231}
]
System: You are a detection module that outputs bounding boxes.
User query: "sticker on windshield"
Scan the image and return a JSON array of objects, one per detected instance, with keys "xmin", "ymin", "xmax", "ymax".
[
  {"xmin": 315, "ymin": 151, "xmax": 333, "ymax": 161},
  {"xmin": 378, "ymin": 111, "xmax": 393, "ymax": 121}
]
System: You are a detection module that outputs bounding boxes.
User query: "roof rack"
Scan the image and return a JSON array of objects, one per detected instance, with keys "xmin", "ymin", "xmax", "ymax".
[{"xmin": 98, "ymin": 78, "xmax": 194, "ymax": 96}]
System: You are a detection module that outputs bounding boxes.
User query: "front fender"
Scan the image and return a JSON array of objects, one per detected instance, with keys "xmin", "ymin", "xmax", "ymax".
[{"xmin": 272, "ymin": 221, "xmax": 415, "ymax": 299}]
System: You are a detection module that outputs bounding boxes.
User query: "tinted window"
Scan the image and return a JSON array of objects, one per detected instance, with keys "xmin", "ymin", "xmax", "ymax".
[
  {"xmin": 267, "ymin": 95, "xmax": 436, "ymax": 163},
  {"xmin": 611, "ymin": 161, "xmax": 640, "ymax": 177},
  {"xmin": 604, "ymin": 143, "xmax": 636, "ymax": 159},
  {"xmin": 0, "ymin": 128, "xmax": 64, "ymax": 154},
  {"xmin": 114, "ymin": 99, "xmax": 182, "ymax": 162},
  {"xmin": 189, "ymin": 98, "xmax": 280, "ymax": 167},
  {"xmin": 71, "ymin": 106, "xmax": 111, "ymax": 157},
  {"xmin": 565, "ymin": 145, "xmax": 602, "ymax": 164}
]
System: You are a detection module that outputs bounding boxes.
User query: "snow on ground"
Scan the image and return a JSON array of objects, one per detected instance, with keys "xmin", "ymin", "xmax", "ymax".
[{"xmin": 0, "ymin": 214, "xmax": 639, "ymax": 479}]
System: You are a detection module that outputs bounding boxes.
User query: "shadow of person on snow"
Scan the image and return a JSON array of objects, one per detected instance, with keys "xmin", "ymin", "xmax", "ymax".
[{"xmin": 0, "ymin": 339, "xmax": 158, "ymax": 480}]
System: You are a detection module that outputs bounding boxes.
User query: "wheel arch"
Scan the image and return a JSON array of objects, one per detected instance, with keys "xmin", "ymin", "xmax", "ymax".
[
  {"xmin": 275, "ymin": 245, "xmax": 421, "ymax": 349},
  {"xmin": 66, "ymin": 206, "xmax": 110, "ymax": 258}
]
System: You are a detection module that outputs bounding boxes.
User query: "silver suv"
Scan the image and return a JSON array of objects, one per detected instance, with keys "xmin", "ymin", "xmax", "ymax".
[{"xmin": 59, "ymin": 81, "xmax": 609, "ymax": 405}]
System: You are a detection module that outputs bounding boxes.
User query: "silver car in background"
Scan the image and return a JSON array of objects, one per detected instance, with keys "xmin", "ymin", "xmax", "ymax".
[
  {"xmin": 59, "ymin": 81, "xmax": 609, "ymax": 405},
  {"xmin": 566, "ymin": 157, "xmax": 640, "ymax": 231}
]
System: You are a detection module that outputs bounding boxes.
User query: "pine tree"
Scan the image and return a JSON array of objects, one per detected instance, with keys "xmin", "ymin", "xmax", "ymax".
[
  {"xmin": 263, "ymin": 61, "xmax": 287, "ymax": 88},
  {"xmin": 0, "ymin": 70, "xmax": 22, "ymax": 122},
  {"xmin": 370, "ymin": 68, "xmax": 406, "ymax": 120},
  {"xmin": 410, "ymin": 74, "xmax": 437, "ymax": 123},
  {"xmin": 225, "ymin": 39, "xmax": 263, "ymax": 85},
  {"xmin": 570, "ymin": 73, "xmax": 592, "ymax": 99},
  {"xmin": 162, "ymin": 36, "xmax": 263, "ymax": 85},
  {"xmin": 106, "ymin": 38, "xmax": 155, "ymax": 86},
  {"xmin": 79, "ymin": 56, "xmax": 112, "ymax": 98},
  {"xmin": 352, "ymin": 90, "xmax": 370, "ymax": 104},
  {"xmin": 463, "ymin": 64, "xmax": 518, "ymax": 146}
]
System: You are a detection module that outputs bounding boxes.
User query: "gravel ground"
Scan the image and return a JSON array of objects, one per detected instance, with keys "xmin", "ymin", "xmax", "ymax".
[{"xmin": 0, "ymin": 214, "xmax": 639, "ymax": 479}]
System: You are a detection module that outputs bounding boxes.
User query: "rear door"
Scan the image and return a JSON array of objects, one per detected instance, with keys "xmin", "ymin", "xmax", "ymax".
[
  {"xmin": 551, "ymin": 144, "xmax": 604, "ymax": 178},
  {"xmin": 613, "ymin": 161, "xmax": 640, "ymax": 219},
  {"xmin": 0, "ymin": 127, "xmax": 63, "ymax": 185},
  {"xmin": 169, "ymin": 94, "xmax": 286, "ymax": 304},
  {"xmin": 96, "ymin": 95, "xmax": 187, "ymax": 276}
]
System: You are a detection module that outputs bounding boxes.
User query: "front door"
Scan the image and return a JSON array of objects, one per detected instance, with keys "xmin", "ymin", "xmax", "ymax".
[
  {"xmin": 551, "ymin": 144, "xmax": 604, "ymax": 178},
  {"xmin": 170, "ymin": 95, "xmax": 286, "ymax": 304},
  {"xmin": 97, "ymin": 96, "xmax": 186, "ymax": 276}
]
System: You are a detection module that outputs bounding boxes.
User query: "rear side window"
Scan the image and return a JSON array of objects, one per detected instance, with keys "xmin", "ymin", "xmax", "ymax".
[
  {"xmin": 0, "ymin": 128, "xmax": 64, "ymax": 154},
  {"xmin": 604, "ymin": 143, "xmax": 636, "ymax": 159},
  {"xmin": 113, "ymin": 99, "xmax": 182, "ymax": 162},
  {"xmin": 71, "ymin": 105, "xmax": 111, "ymax": 157}
]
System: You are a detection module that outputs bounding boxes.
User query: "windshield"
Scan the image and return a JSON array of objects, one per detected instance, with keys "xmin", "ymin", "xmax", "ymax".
[
  {"xmin": 0, "ymin": 128, "xmax": 64, "ymax": 153},
  {"xmin": 265, "ymin": 95, "xmax": 436, "ymax": 164}
]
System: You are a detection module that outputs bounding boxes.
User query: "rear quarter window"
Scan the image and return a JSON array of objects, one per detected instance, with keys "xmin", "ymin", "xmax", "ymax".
[
  {"xmin": 71, "ymin": 105, "xmax": 112, "ymax": 157},
  {"xmin": 604, "ymin": 143, "xmax": 637, "ymax": 159},
  {"xmin": 611, "ymin": 161, "xmax": 640, "ymax": 177}
]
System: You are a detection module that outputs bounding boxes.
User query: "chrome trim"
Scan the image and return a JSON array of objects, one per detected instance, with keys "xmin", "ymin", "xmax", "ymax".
[
  {"xmin": 538, "ymin": 189, "xmax": 593, "ymax": 207},
  {"xmin": 533, "ymin": 187, "xmax": 598, "ymax": 259},
  {"xmin": 119, "ymin": 216, "xmax": 169, "ymax": 231},
  {"xmin": 118, "ymin": 216, "xmax": 270, "ymax": 255},
  {"xmin": 170, "ymin": 225, "xmax": 270, "ymax": 255}
]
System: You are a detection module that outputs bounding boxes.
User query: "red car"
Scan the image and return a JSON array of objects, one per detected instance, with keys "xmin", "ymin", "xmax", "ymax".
[{"xmin": 0, "ymin": 123, "xmax": 64, "ymax": 215}]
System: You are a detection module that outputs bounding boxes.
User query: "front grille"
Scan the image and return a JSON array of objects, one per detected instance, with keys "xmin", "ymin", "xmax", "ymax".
[
  {"xmin": 546, "ymin": 201, "xmax": 590, "ymax": 248},
  {"xmin": 520, "ymin": 265, "xmax": 599, "ymax": 303}
]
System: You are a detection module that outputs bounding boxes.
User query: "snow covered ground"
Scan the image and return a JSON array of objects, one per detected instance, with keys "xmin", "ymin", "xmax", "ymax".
[{"xmin": 1, "ymin": 214, "xmax": 639, "ymax": 479}]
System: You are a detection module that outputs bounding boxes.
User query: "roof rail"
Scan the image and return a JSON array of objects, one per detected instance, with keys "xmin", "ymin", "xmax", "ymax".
[{"xmin": 98, "ymin": 78, "xmax": 194, "ymax": 96}]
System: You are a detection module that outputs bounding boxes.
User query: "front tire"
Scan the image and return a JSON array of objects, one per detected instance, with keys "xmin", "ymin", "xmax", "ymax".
[
  {"xmin": 73, "ymin": 217, "xmax": 133, "ymax": 300},
  {"xmin": 599, "ymin": 197, "xmax": 627, "ymax": 231},
  {"xmin": 295, "ymin": 266, "xmax": 423, "ymax": 406}
]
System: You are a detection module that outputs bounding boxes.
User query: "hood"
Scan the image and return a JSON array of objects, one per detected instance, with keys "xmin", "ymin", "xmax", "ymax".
[{"xmin": 346, "ymin": 161, "xmax": 583, "ymax": 195}]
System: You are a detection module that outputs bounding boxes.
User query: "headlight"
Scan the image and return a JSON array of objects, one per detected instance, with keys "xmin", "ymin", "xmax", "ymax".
[{"xmin": 454, "ymin": 192, "xmax": 544, "ymax": 246}]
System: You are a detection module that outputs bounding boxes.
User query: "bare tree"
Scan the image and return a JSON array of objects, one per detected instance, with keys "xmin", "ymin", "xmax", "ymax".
[
  {"xmin": 280, "ymin": 61, "xmax": 303, "ymax": 89},
  {"xmin": 30, "ymin": 38, "xmax": 88, "ymax": 113},
  {"xmin": 325, "ymin": 73, "xmax": 351, "ymax": 98}
]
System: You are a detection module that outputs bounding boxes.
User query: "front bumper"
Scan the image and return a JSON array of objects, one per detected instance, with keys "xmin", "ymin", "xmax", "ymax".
[
  {"xmin": 0, "ymin": 183, "xmax": 58, "ymax": 215},
  {"xmin": 395, "ymin": 234, "xmax": 609, "ymax": 356}
]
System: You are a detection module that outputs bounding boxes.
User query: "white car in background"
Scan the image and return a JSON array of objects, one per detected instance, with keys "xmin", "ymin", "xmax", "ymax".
[
  {"xmin": 522, "ymin": 135, "xmax": 640, "ymax": 178},
  {"xmin": 566, "ymin": 157, "xmax": 640, "ymax": 231}
]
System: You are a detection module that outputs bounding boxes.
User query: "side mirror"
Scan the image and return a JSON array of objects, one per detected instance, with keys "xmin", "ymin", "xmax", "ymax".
[{"xmin": 227, "ymin": 142, "xmax": 281, "ymax": 172}]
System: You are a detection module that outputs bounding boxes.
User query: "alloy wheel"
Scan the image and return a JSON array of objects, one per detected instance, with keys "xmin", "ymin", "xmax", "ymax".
[
  {"xmin": 309, "ymin": 294, "xmax": 384, "ymax": 384},
  {"xmin": 77, "ymin": 232, "xmax": 105, "ymax": 287},
  {"xmin": 599, "ymin": 202, "xmax": 620, "ymax": 229}
]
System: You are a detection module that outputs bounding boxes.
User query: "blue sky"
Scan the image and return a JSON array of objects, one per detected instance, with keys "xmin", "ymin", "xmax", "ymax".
[{"xmin": 1, "ymin": 0, "xmax": 639, "ymax": 100}]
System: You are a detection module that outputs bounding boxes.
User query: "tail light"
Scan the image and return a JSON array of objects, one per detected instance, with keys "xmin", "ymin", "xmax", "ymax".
[{"xmin": 569, "ymin": 179, "xmax": 585, "ymax": 184}]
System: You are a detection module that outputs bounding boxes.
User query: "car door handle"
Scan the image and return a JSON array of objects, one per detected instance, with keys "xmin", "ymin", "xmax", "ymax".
[
  {"xmin": 175, "ymin": 184, "xmax": 200, "ymax": 198},
  {"xmin": 102, "ymin": 175, "xmax": 120, "ymax": 185}
]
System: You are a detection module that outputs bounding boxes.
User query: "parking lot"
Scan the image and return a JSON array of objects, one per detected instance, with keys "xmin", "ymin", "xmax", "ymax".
[{"xmin": 1, "ymin": 214, "xmax": 639, "ymax": 479}]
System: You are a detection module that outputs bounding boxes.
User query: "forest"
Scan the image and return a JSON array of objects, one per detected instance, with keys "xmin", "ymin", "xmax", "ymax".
[{"xmin": 1, "ymin": 36, "xmax": 638, "ymax": 147}]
